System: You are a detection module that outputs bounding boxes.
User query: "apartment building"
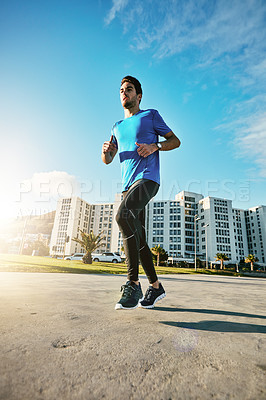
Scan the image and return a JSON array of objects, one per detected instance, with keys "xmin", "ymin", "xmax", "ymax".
[
  {"xmin": 145, "ymin": 191, "xmax": 264, "ymax": 264},
  {"xmin": 146, "ymin": 191, "xmax": 203, "ymax": 258},
  {"xmin": 197, "ymin": 197, "xmax": 249, "ymax": 264},
  {"xmin": 49, "ymin": 197, "xmax": 114, "ymax": 256},
  {"xmin": 245, "ymin": 205, "xmax": 266, "ymax": 263},
  {"xmin": 50, "ymin": 193, "xmax": 266, "ymax": 265},
  {"xmin": 50, "ymin": 197, "xmax": 91, "ymax": 256},
  {"xmin": 232, "ymin": 208, "xmax": 249, "ymax": 262},
  {"xmin": 175, "ymin": 191, "xmax": 204, "ymax": 258},
  {"xmin": 88, "ymin": 203, "xmax": 114, "ymax": 253},
  {"xmin": 146, "ymin": 199, "xmax": 183, "ymax": 257},
  {"xmin": 146, "ymin": 191, "xmax": 250, "ymax": 264}
]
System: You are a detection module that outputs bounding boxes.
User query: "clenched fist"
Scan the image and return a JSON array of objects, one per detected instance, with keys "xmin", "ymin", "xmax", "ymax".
[{"xmin": 102, "ymin": 135, "xmax": 117, "ymax": 154}]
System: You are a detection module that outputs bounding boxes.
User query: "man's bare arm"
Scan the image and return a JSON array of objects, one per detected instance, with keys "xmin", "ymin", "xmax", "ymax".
[
  {"xmin": 101, "ymin": 135, "xmax": 118, "ymax": 164},
  {"xmin": 136, "ymin": 131, "xmax": 181, "ymax": 158},
  {"xmin": 158, "ymin": 131, "xmax": 181, "ymax": 151}
]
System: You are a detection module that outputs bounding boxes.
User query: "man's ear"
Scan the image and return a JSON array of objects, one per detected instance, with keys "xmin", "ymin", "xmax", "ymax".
[{"xmin": 138, "ymin": 93, "xmax": 142, "ymax": 104}]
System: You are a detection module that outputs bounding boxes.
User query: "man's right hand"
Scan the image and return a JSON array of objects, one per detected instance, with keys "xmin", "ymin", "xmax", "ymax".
[
  {"xmin": 102, "ymin": 135, "xmax": 117, "ymax": 154},
  {"xmin": 101, "ymin": 135, "xmax": 117, "ymax": 164}
]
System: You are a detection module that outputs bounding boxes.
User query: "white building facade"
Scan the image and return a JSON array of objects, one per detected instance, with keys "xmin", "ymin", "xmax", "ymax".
[
  {"xmin": 245, "ymin": 205, "xmax": 266, "ymax": 264},
  {"xmin": 50, "ymin": 197, "xmax": 114, "ymax": 256},
  {"xmin": 146, "ymin": 199, "xmax": 183, "ymax": 257},
  {"xmin": 50, "ymin": 197, "xmax": 91, "ymax": 256},
  {"xmin": 88, "ymin": 203, "xmax": 114, "ymax": 253},
  {"xmin": 175, "ymin": 191, "xmax": 204, "ymax": 258},
  {"xmin": 50, "ymin": 193, "xmax": 266, "ymax": 265},
  {"xmin": 197, "ymin": 197, "xmax": 249, "ymax": 264}
]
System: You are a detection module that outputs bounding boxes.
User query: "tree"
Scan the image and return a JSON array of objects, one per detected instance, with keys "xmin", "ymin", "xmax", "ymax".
[
  {"xmin": 72, "ymin": 229, "xmax": 105, "ymax": 264},
  {"xmin": 215, "ymin": 253, "xmax": 229, "ymax": 270},
  {"xmin": 245, "ymin": 254, "xmax": 258, "ymax": 272},
  {"xmin": 158, "ymin": 248, "xmax": 168, "ymax": 266},
  {"xmin": 196, "ymin": 257, "xmax": 203, "ymax": 268},
  {"xmin": 151, "ymin": 245, "xmax": 168, "ymax": 267}
]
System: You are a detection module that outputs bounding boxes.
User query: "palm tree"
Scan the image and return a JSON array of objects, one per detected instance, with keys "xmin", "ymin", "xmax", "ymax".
[
  {"xmin": 151, "ymin": 245, "xmax": 164, "ymax": 267},
  {"xmin": 72, "ymin": 229, "xmax": 105, "ymax": 264},
  {"xmin": 245, "ymin": 254, "xmax": 258, "ymax": 272},
  {"xmin": 215, "ymin": 253, "xmax": 229, "ymax": 270}
]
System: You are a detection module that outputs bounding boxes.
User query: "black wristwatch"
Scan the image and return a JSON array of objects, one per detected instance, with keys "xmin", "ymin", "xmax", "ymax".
[{"xmin": 156, "ymin": 142, "xmax": 162, "ymax": 150}]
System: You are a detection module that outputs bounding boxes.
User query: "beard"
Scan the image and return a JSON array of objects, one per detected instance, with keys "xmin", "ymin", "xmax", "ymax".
[{"xmin": 123, "ymin": 96, "xmax": 137, "ymax": 109}]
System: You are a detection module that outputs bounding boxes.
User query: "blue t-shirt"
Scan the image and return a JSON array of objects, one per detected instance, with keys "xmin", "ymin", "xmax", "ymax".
[{"xmin": 111, "ymin": 109, "xmax": 171, "ymax": 192}]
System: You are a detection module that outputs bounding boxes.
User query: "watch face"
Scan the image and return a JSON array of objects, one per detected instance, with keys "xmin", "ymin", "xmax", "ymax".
[{"xmin": 157, "ymin": 143, "xmax": 162, "ymax": 149}]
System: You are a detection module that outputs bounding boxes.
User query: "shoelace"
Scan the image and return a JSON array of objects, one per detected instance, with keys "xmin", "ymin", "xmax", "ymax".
[
  {"xmin": 145, "ymin": 287, "xmax": 155, "ymax": 301},
  {"xmin": 120, "ymin": 284, "xmax": 135, "ymax": 298}
]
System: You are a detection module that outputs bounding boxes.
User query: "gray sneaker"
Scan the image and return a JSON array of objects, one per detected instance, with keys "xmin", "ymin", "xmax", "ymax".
[{"xmin": 115, "ymin": 281, "xmax": 143, "ymax": 310}]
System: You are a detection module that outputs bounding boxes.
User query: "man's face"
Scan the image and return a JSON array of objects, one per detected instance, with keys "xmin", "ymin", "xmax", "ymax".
[{"xmin": 120, "ymin": 81, "xmax": 141, "ymax": 109}]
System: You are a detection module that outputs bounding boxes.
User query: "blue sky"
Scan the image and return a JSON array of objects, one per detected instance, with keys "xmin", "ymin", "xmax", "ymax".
[{"xmin": 0, "ymin": 0, "xmax": 266, "ymax": 221}]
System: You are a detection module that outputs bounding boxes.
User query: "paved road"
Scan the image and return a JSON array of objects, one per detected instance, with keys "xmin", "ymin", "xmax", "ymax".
[{"xmin": 1, "ymin": 272, "xmax": 266, "ymax": 400}]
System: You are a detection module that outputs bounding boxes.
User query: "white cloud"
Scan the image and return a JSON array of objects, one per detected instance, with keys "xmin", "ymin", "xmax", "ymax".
[
  {"xmin": 105, "ymin": 0, "xmax": 266, "ymax": 84},
  {"xmin": 215, "ymin": 106, "xmax": 266, "ymax": 177},
  {"xmin": 0, "ymin": 171, "xmax": 81, "ymax": 220},
  {"xmin": 105, "ymin": 0, "xmax": 129, "ymax": 26},
  {"xmin": 20, "ymin": 171, "xmax": 80, "ymax": 200},
  {"xmin": 235, "ymin": 113, "xmax": 266, "ymax": 177},
  {"xmin": 14, "ymin": 171, "xmax": 81, "ymax": 218}
]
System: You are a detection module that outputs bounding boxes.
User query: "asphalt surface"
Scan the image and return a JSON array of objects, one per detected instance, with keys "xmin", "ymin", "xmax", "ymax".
[{"xmin": 1, "ymin": 272, "xmax": 266, "ymax": 400}]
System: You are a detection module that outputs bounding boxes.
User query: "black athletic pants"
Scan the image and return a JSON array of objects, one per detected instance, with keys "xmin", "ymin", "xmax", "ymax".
[{"xmin": 116, "ymin": 179, "xmax": 159, "ymax": 283}]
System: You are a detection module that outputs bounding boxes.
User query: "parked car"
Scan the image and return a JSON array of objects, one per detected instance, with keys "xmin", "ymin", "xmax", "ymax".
[
  {"xmin": 64, "ymin": 253, "xmax": 85, "ymax": 261},
  {"xmin": 92, "ymin": 252, "xmax": 121, "ymax": 263}
]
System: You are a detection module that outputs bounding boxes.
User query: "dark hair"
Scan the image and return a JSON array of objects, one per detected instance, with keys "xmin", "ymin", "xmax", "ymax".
[{"xmin": 121, "ymin": 76, "xmax": 142, "ymax": 95}]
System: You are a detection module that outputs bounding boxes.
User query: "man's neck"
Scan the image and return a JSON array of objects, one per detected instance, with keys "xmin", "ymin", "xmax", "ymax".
[{"xmin": 124, "ymin": 105, "xmax": 140, "ymax": 119}]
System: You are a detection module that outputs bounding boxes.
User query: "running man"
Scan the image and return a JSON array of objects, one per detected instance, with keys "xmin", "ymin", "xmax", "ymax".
[{"xmin": 101, "ymin": 76, "xmax": 181, "ymax": 310}]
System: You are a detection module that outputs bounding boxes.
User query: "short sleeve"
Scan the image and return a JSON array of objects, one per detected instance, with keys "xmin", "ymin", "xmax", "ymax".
[{"xmin": 152, "ymin": 110, "xmax": 172, "ymax": 137}]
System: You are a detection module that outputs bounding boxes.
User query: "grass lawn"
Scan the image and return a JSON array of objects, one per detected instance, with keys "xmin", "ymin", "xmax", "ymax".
[{"xmin": 0, "ymin": 253, "xmax": 243, "ymax": 277}]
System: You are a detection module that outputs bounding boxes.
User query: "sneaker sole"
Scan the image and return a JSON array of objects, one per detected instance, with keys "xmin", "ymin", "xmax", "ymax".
[
  {"xmin": 138, "ymin": 293, "xmax": 166, "ymax": 309},
  {"xmin": 115, "ymin": 296, "xmax": 144, "ymax": 310}
]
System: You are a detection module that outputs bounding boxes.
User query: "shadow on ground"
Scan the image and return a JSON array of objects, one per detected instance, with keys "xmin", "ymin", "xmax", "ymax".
[
  {"xmin": 155, "ymin": 306, "xmax": 266, "ymax": 320},
  {"xmin": 160, "ymin": 276, "xmax": 264, "ymax": 285},
  {"xmin": 160, "ymin": 320, "xmax": 266, "ymax": 333}
]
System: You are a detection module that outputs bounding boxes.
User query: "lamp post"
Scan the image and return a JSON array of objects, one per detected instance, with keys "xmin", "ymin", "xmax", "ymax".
[
  {"xmin": 203, "ymin": 223, "xmax": 209, "ymax": 269},
  {"xmin": 63, "ymin": 235, "xmax": 70, "ymax": 260},
  {"xmin": 194, "ymin": 214, "xmax": 200, "ymax": 271}
]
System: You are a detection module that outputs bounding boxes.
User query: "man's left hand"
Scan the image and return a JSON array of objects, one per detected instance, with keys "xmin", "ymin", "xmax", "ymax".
[{"xmin": 135, "ymin": 142, "xmax": 158, "ymax": 158}]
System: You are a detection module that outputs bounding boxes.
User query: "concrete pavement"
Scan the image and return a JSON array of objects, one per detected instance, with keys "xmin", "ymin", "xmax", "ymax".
[{"xmin": 0, "ymin": 272, "xmax": 266, "ymax": 400}]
